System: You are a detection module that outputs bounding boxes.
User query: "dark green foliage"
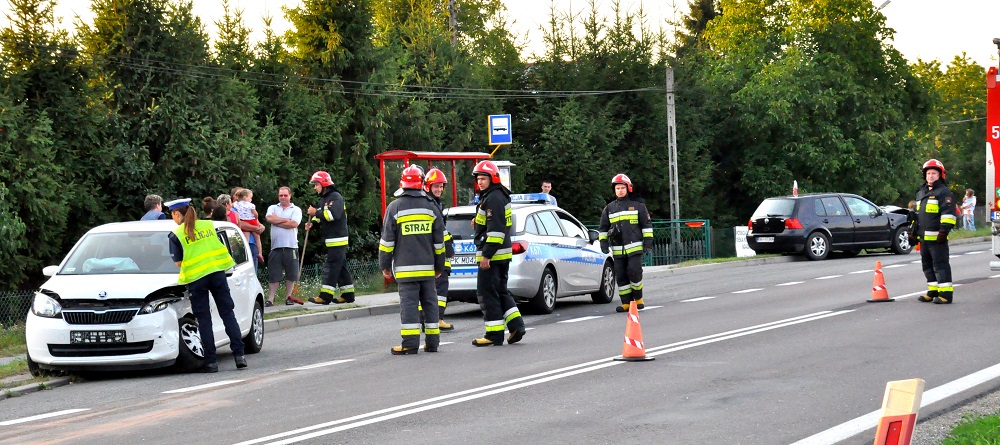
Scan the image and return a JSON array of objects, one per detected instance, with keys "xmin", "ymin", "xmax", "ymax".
[{"xmin": 942, "ymin": 411, "xmax": 1000, "ymax": 445}]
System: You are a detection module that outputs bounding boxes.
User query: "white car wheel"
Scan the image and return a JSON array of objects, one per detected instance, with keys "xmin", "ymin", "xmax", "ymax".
[
  {"xmin": 243, "ymin": 301, "xmax": 264, "ymax": 354},
  {"xmin": 175, "ymin": 316, "xmax": 205, "ymax": 372}
]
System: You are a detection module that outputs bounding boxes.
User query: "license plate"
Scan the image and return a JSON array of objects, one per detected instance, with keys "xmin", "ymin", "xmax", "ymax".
[
  {"xmin": 452, "ymin": 256, "xmax": 477, "ymax": 265},
  {"xmin": 71, "ymin": 330, "xmax": 127, "ymax": 344},
  {"xmin": 756, "ymin": 236, "xmax": 775, "ymax": 243}
]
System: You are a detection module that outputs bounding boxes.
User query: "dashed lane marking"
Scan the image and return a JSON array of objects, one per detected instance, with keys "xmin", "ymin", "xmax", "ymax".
[
  {"xmin": 680, "ymin": 297, "xmax": 715, "ymax": 302},
  {"xmin": 849, "ymin": 270, "xmax": 872, "ymax": 274},
  {"xmin": 0, "ymin": 409, "xmax": 90, "ymax": 426},
  {"xmin": 966, "ymin": 251, "xmax": 985, "ymax": 255},
  {"xmin": 287, "ymin": 360, "xmax": 355, "ymax": 371},
  {"xmin": 162, "ymin": 380, "xmax": 244, "ymax": 394},
  {"xmin": 883, "ymin": 264, "xmax": 906, "ymax": 269},
  {"xmin": 815, "ymin": 275, "xmax": 842, "ymax": 280},
  {"xmin": 732, "ymin": 288, "xmax": 762, "ymax": 294},
  {"xmin": 640, "ymin": 305, "xmax": 663, "ymax": 310},
  {"xmin": 558, "ymin": 316, "xmax": 604, "ymax": 323},
  {"xmin": 776, "ymin": 281, "xmax": 804, "ymax": 286}
]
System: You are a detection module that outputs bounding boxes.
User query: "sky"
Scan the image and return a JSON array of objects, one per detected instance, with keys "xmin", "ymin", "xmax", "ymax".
[{"xmin": 10, "ymin": 0, "xmax": 1000, "ymax": 69}]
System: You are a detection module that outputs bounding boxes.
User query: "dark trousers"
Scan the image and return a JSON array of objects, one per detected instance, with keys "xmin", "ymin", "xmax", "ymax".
[
  {"xmin": 188, "ymin": 271, "xmax": 244, "ymax": 363},
  {"xmin": 322, "ymin": 246, "xmax": 355, "ymax": 301},
  {"xmin": 400, "ymin": 280, "xmax": 439, "ymax": 349},
  {"xmin": 614, "ymin": 254, "xmax": 644, "ymax": 304},
  {"xmin": 477, "ymin": 260, "xmax": 524, "ymax": 342},
  {"xmin": 435, "ymin": 271, "xmax": 449, "ymax": 318},
  {"xmin": 920, "ymin": 241, "xmax": 953, "ymax": 299}
]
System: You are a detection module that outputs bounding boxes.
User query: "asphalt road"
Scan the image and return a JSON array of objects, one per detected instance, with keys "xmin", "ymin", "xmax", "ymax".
[{"xmin": 3, "ymin": 242, "xmax": 1000, "ymax": 445}]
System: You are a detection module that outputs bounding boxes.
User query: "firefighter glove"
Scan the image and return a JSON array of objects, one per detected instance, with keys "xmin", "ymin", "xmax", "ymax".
[{"xmin": 938, "ymin": 232, "xmax": 948, "ymax": 244}]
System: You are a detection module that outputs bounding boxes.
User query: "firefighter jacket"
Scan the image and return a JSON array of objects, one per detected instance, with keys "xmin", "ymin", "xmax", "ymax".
[
  {"xmin": 473, "ymin": 183, "xmax": 512, "ymax": 262},
  {"xmin": 311, "ymin": 186, "xmax": 349, "ymax": 248},
  {"xmin": 428, "ymin": 194, "xmax": 455, "ymax": 272},
  {"xmin": 598, "ymin": 196, "xmax": 653, "ymax": 257},
  {"xmin": 379, "ymin": 189, "xmax": 445, "ymax": 283},
  {"xmin": 913, "ymin": 179, "xmax": 958, "ymax": 243}
]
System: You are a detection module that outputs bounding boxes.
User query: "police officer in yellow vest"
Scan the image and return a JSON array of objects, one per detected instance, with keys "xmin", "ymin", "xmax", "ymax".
[{"xmin": 167, "ymin": 198, "xmax": 247, "ymax": 372}]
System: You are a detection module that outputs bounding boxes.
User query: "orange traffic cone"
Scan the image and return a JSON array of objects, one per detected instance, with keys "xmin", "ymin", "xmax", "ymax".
[
  {"xmin": 867, "ymin": 261, "xmax": 894, "ymax": 303},
  {"xmin": 614, "ymin": 303, "xmax": 655, "ymax": 362}
]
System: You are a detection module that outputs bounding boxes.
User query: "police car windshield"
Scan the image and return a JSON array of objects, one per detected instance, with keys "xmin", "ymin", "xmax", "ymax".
[
  {"xmin": 446, "ymin": 215, "xmax": 476, "ymax": 241},
  {"xmin": 60, "ymin": 232, "xmax": 180, "ymax": 275}
]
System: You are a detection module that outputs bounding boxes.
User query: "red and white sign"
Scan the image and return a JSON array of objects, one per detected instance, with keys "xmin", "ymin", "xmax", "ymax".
[{"xmin": 986, "ymin": 66, "xmax": 1000, "ymax": 212}]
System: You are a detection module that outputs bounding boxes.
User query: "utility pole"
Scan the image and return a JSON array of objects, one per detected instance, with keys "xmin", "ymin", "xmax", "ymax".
[
  {"xmin": 666, "ymin": 67, "xmax": 680, "ymax": 259},
  {"xmin": 449, "ymin": 0, "xmax": 458, "ymax": 47}
]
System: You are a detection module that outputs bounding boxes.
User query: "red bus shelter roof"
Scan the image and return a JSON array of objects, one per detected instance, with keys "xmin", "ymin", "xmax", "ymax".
[{"xmin": 374, "ymin": 150, "xmax": 493, "ymax": 161}]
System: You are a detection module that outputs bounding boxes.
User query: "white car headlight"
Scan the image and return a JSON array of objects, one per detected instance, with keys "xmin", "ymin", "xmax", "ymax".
[
  {"xmin": 140, "ymin": 298, "xmax": 181, "ymax": 314},
  {"xmin": 32, "ymin": 293, "xmax": 62, "ymax": 318}
]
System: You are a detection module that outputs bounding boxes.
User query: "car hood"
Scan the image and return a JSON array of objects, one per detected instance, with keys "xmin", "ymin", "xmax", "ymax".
[{"xmin": 41, "ymin": 273, "xmax": 180, "ymax": 300}]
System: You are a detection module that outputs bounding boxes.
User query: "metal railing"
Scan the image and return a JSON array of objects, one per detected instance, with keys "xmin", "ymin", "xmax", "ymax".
[{"xmin": 644, "ymin": 220, "xmax": 712, "ymax": 266}]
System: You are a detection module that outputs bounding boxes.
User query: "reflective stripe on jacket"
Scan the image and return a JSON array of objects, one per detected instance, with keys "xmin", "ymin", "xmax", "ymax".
[
  {"xmin": 311, "ymin": 187, "xmax": 349, "ymax": 248},
  {"xmin": 379, "ymin": 189, "xmax": 445, "ymax": 283},
  {"xmin": 914, "ymin": 179, "xmax": 957, "ymax": 241},
  {"xmin": 174, "ymin": 221, "xmax": 235, "ymax": 285},
  {"xmin": 473, "ymin": 184, "xmax": 512, "ymax": 262},
  {"xmin": 599, "ymin": 197, "xmax": 653, "ymax": 257}
]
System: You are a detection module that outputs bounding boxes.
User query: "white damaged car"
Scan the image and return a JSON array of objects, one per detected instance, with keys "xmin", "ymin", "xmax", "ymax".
[{"xmin": 26, "ymin": 220, "xmax": 265, "ymax": 374}]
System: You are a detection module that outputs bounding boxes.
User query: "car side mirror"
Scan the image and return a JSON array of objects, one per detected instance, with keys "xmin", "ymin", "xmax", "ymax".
[
  {"xmin": 588, "ymin": 229, "xmax": 600, "ymax": 243},
  {"xmin": 42, "ymin": 265, "xmax": 59, "ymax": 277}
]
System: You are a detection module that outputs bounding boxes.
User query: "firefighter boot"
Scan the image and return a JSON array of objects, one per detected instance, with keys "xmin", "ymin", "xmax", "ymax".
[
  {"xmin": 333, "ymin": 293, "xmax": 355, "ymax": 304},
  {"xmin": 391, "ymin": 346, "xmax": 418, "ymax": 355},
  {"xmin": 933, "ymin": 291, "xmax": 953, "ymax": 304},
  {"xmin": 616, "ymin": 303, "xmax": 630, "ymax": 313},
  {"xmin": 472, "ymin": 337, "xmax": 502, "ymax": 347},
  {"xmin": 308, "ymin": 295, "xmax": 332, "ymax": 305},
  {"xmin": 507, "ymin": 327, "xmax": 526, "ymax": 345},
  {"xmin": 635, "ymin": 298, "xmax": 645, "ymax": 310},
  {"xmin": 917, "ymin": 290, "xmax": 937, "ymax": 303},
  {"xmin": 438, "ymin": 319, "xmax": 454, "ymax": 331}
]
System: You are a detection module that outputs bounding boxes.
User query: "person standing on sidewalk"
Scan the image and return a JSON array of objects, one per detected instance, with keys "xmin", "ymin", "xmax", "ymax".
[
  {"xmin": 165, "ymin": 198, "xmax": 247, "ymax": 372},
  {"xmin": 265, "ymin": 186, "xmax": 303, "ymax": 306},
  {"xmin": 424, "ymin": 168, "xmax": 455, "ymax": 331},
  {"xmin": 305, "ymin": 171, "xmax": 356, "ymax": 304},
  {"xmin": 914, "ymin": 159, "xmax": 958, "ymax": 304},
  {"xmin": 470, "ymin": 160, "xmax": 526, "ymax": 347},
  {"xmin": 599, "ymin": 173, "xmax": 653, "ymax": 313},
  {"xmin": 379, "ymin": 165, "xmax": 445, "ymax": 355}
]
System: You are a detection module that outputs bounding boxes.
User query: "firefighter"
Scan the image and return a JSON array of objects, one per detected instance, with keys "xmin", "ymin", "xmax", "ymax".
[
  {"xmin": 379, "ymin": 165, "xmax": 445, "ymax": 354},
  {"xmin": 471, "ymin": 160, "xmax": 526, "ymax": 347},
  {"xmin": 424, "ymin": 168, "xmax": 455, "ymax": 331},
  {"xmin": 913, "ymin": 159, "xmax": 958, "ymax": 304},
  {"xmin": 305, "ymin": 171, "xmax": 356, "ymax": 304},
  {"xmin": 599, "ymin": 173, "xmax": 653, "ymax": 313}
]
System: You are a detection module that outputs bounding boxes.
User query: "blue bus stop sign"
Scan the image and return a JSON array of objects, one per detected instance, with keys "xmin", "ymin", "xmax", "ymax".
[{"xmin": 488, "ymin": 114, "xmax": 512, "ymax": 145}]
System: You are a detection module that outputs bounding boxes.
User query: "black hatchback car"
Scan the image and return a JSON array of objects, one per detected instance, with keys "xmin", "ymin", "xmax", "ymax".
[{"xmin": 746, "ymin": 193, "xmax": 913, "ymax": 260}]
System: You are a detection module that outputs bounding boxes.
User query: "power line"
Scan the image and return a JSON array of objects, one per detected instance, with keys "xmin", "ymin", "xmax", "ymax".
[{"xmin": 939, "ymin": 117, "xmax": 984, "ymax": 125}]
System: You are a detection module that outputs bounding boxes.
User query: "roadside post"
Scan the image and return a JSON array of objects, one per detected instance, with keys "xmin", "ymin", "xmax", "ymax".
[{"xmin": 871, "ymin": 378, "xmax": 925, "ymax": 445}]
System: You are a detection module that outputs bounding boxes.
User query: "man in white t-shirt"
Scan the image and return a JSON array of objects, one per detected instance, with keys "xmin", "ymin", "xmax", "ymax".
[{"xmin": 265, "ymin": 186, "xmax": 303, "ymax": 306}]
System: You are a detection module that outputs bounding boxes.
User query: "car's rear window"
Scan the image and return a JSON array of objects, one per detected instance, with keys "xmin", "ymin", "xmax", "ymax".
[{"xmin": 751, "ymin": 198, "xmax": 796, "ymax": 219}]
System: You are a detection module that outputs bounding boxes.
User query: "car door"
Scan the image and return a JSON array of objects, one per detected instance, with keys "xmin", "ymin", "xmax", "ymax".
[
  {"xmin": 532, "ymin": 210, "xmax": 577, "ymax": 294},
  {"xmin": 221, "ymin": 227, "xmax": 254, "ymax": 340},
  {"xmin": 554, "ymin": 210, "xmax": 602, "ymax": 291},
  {"xmin": 818, "ymin": 197, "xmax": 855, "ymax": 246},
  {"xmin": 842, "ymin": 196, "xmax": 891, "ymax": 246}
]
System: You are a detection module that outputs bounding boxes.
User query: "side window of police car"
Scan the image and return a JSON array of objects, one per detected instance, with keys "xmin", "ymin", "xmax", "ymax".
[
  {"xmin": 534, "ymin": 211, "xmax": 564, "ymax": 238},
  {"xmin": 556, "ymin": 211, "xmax": 587, "ymax": 239},
  {"xmin": 524, "ymin": 214, "xmax": 542, "ymax": 235},
  {"xmin": 224, "ymin": 228, "xmax": 248, "ymax": 265}
]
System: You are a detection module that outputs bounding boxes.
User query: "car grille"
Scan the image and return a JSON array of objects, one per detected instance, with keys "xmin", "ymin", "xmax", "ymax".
[
  {"xmin": 48, "ymin": 341, "xmax": 154, "ymax": 357},
  {"xmin": 62, "ymin": 310, "xmax": 138, "ymax": 325}
]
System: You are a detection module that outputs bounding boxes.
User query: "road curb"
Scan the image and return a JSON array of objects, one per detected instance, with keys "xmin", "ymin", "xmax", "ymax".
[
  {"xmin": 0, "ymin": 376, "xmax": 72, "ymax": 401},
  {"xmin": 264, "ymin": 304, "xmax": 400, "ymax": 332}
]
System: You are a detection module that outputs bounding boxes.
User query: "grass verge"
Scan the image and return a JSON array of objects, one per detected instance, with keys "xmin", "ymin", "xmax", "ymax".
[
  {"xmin": 0, "ymin": 324, "xmax": 26, "ymax": 357},
  {"xmin": 942, "ymin": 411, "xmax": 1000, "ymax": 444}
]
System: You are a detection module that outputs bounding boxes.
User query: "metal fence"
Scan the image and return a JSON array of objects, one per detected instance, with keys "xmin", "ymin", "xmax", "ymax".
[
  {"xmin": 643, "ymin": 220, "xmax": 712, "ymax": 266},
  {"xmin": 0, "ymin": 259, "xmax": 389, "ymax": 327}
]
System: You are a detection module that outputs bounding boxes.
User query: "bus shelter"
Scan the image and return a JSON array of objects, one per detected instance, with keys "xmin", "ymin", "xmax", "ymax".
[{"xmin": 374, "ymin": 150, "xmax": 493, "ymax": 217}]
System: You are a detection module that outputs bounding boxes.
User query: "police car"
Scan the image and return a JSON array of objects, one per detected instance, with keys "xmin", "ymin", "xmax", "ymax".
[{"xmin": 444, "ymin": 194, "xmax": 615, "ymax": 313}]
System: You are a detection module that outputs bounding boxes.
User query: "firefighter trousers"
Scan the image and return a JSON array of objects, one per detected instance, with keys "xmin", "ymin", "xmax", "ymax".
[
  {"xmin": 321, "ymin": 246, "xmax": 355, "ymax": 302},
  {"xmin": 477, "ymin": 260, "xmax": 524, "ymax": 343},
  {"xmin": 435, "ymin": 271, "xmax": 449, "ymax": 318},
  {"xmin": 399, "ymin": 280, "xmax": 439, "ymax": 350},
  {"xmin": 614, "ymin": 254, "xmax": 644, "ymax": 305},
  {"xmin": 920, "ymin": 240, "xmax": 953, "ymax": 300}
]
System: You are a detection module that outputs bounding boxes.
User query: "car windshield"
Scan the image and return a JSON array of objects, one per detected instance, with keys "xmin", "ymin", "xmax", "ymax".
[
  {"xmin": 751, "ymin": 198, "xmax": 796, "ymax": 218},
  {"xmin": 446, "ymin": 214, "xmax": 476, "ymax": 241},
  {"xmin": 60, "ymin": 231, "xmax": 180, "ymax": 275}
]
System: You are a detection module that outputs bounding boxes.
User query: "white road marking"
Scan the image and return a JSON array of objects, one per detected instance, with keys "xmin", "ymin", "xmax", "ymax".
[
  {"xmin": 950, "ymin": 255, "xmax": 960, "ymax": 258},
  {"xmin": 162, "ymin": 380, "xmax": 244, "ymax": 394},
  {"xmin": 287, "ymin": 360, "xmax": 355, "ymax": 371},
  {"xmin": 0, "ymin": 409, "xmax": 90, "ymax": 426},
  {"xmin": 910, "ymin": 260, "xmax": 921, "ymax": 264},
  {"xmin": 849, "ymin": 270, "xmax": 872, "ymax": 274},
  {"xmin": 640, "ymin": 305, "xmax": 663, "ymax": 310},
  {"xmin": 776, "ymin": 281, "xmax": 804, "ymax": 286},
  {"xmin": 558, "ymin": 316, "xmax": 603, "ymax": 323},
  {"xmin": 237, "ymin": 311, "xmax": 850, "ymax": 445},
  {"xmin": 732, "ymin": 288, "xmax": 762, "ymax": 294},
  {"xmin": 990, "ymin": 274, "xmax": 1000, "ymax": 279},
  {"xmin": 966, "ymin": 251, "xmax": 985, "ymax": 255},
  {"xmin": 680, "ymin": 297, "xmax": 715, "ymax": 302},
  {"xmin": 525, "ymin": 327, "xmax": 536, "ymax": 331},
  {"xmin": 883, "ymin": 264, "xmax": 906, "ymax": 269},
  {"xmin": 792, "ymin": 361, "xmax": 1000, "ymax": 444},
  {"xmin": 815, "ymin": 275, "xmax": 842, "ymax": 280}
]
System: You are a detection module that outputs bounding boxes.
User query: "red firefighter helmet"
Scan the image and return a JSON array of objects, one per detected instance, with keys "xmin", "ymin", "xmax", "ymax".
[
  {"xmin": 310, "ymin": 171, "xmax": 334, "ymax": 187},
  {"xmin": 611, "ymin": 173, "xmax": 633, "ymax": 192},
  {"xmin": 400, "ymin": 165, "xmax": 425, "ymax": 189},
  {"xmin": 472, "ymin": 160, "xmax": 501, "ymax": 184},
  {"xmin": 921, "ymin": 159, "xmax": 946, "ymax": 178},
  {"xmin": 424, "ymin": 167, "xmax": 448, "ymax": 192}
]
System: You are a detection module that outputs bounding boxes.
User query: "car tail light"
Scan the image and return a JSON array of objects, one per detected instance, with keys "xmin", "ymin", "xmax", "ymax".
[
  {"xmin": 512, "ymin": 240, "xmax": 528, "ymax": 255},
  {"xmin": 747, "ymin": 219, "xmax": 753, "ymax": 230},
  {"xmin": 785, "ymin": 218, "xmax": 803, "ymax": 229}
]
